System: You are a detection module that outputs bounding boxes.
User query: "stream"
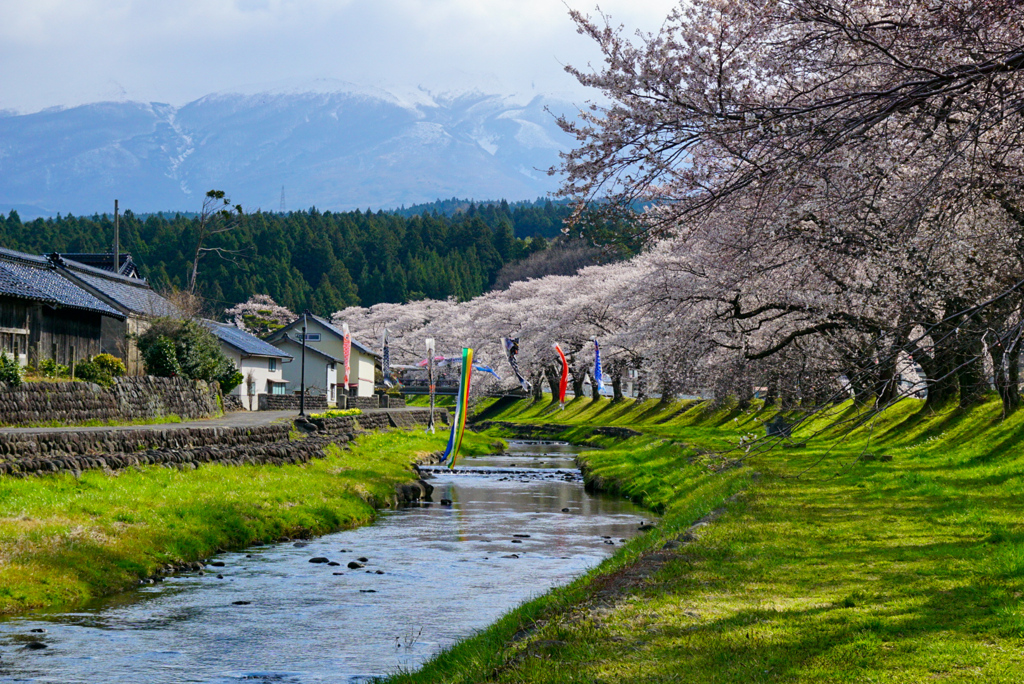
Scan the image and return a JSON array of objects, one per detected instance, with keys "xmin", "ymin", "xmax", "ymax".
[{"xmin": 0, "ymin": 440, "xmax": 653, "ymax": 683}]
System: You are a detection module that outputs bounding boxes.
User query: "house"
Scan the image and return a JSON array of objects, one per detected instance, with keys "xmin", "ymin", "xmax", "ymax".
[
  {"xmin": 47, "ymin": 253, "xmax": 178, "ymax": 374},
  {"xmin": 272, "ymin": 335, "xmax": 340, "ymax": 405},
  {"xmin": 58, "ymin": 252, "xmax": 141, "ymax": 279},
  {"xmin": 0, "ymin": 247, "xmax": 126, "ymax": 367},
  {"xmin": 204, "ymin": 320, "xmax": 293, "ymax": 410},
  {"xmin": 265, "ymin": 313, "xmax": 378, "ymax": 398}
]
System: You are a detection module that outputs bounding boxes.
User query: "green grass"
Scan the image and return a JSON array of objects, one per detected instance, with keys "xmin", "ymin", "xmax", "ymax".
[
  {"xmin": 379, "ymin": 394, "xmax": 1024, "ymax": 683},
  {"xmin": 0, "ymin": 429, "xmax": 498, "ymax": 615},
  {"xmin": 2, "ymin": 414, "xmax": 188, "ymax": 429}
]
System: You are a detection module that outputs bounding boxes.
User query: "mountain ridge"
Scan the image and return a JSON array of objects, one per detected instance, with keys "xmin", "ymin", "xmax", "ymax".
[{"xmin": 0, "ymin": 85, "xmax": 576, "ymax": 218}]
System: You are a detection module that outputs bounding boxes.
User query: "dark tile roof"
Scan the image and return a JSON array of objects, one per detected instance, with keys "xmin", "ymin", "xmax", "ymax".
[
  {"xmin": 272, "ymin": 336, "xmax": 342, "ymax": 362},
  {"xmin": 0, "ymin": 247, "xmax": 125, "ymax": 318},
  {"xmin": 204, "ymin": 321, "xmax": 293, "ymax": 359},
  {"xmin": 59, "ymin": 253, "xmax": 140, "ymax": 278},
  {"xmin": 59, "ymin": 257, "xmax": 178, "ymax": 317},
  {"xmin": 269, "ymin": 313, "xmax": 379, "ymax": 357}
]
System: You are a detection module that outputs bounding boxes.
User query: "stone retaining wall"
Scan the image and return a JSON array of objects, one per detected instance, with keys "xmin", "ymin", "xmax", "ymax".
[
  {"xmin": 0, "ymin": 376, "xmax": 220, "ymax": 427},
  {"xmin": 0, "ymin": 408, "xmax": 444, "ymax": 479},
  {"xmin": 258, "ymin": 394, "xmax": 328, "ymax": 411},
  {"xmin": 378, "ymin": 395, "xmax": 406, "ymax": 409},
  {"xmin": 345, "ymin": 395, "xmax": 379, "ymax": 410}
]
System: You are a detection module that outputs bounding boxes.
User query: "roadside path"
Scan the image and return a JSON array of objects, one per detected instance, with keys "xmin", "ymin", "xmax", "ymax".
[{"xmin": 0, "ymin": 407, "xmax": 424, "ymax": 436}]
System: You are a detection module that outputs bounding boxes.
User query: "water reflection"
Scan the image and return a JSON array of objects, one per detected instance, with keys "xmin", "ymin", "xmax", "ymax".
[{"xmin": 0, "ymin": 441, "xmax": 650, "ymax": 683}]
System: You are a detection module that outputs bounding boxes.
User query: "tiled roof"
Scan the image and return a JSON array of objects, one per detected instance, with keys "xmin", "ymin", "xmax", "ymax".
[
  {"xmin": 204, "ymin": 321, "xmax": 293, "ymax": 359},
  {"xmin": 61, "ymin": 258, "xmax": 178, "ymax": 317},
  {"xmin": 267, "ymin": 313, "xmax": 380, "ymax": 357},
  {"xmin": 307, "ymin": 314, "xmax": 379, "ymax": 356},
  {"xmin": 0, "ymin": 247, "xmax": 125, "ymax": 318},
  {"xmin": 60, "ymin": 253, "xmax": 140, "ymax": 278},
  {"xmin": 272, "ymin": 336, "xmax": 342, "ymax": 362}
]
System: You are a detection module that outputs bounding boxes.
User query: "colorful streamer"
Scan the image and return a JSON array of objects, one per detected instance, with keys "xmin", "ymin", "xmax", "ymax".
[
  {"xmin": 381, "ymin": 329, "xmax": 393, "ymax": 388},
  {"xmin": 441, "ymin": 347, "xmax": 473, "ymax": 468},
  {"xmin": 342, "ymin": 323, "xmax": 352, "ymax": 393},
  {"xmin": 502, "ymin": 337, "xmax": 531, "ymax": 393},
  {"xmin": 554, "ymin": 343, "xmax": 568, "ymax": 409},
  {"xmin": 473, "ymin": 364, "xmax": 501, "ymax": 381},
  {"xmin": 593, "ymin": 339, "xmax": 603, "ymax": 390},
  {"xmin": 426, "ymin": 338, "xmax": 436, "ymax": 434}
]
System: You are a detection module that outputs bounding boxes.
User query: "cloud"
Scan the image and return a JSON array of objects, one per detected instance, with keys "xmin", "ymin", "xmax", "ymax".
[{"xmin": 0, "ymin": 0, "xmax": 677, "ymax": 113}]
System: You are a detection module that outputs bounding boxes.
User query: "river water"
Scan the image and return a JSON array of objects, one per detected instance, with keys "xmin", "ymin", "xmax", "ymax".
[{"xmin": 0, "ymin": 441, "xmax": 652, "ymax": 683}]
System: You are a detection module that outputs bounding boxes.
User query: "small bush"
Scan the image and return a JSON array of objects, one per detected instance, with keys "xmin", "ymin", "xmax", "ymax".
[
  {"xmin": 75, "ymin": 353, "xmax": 128, "ymax": 388},
  {"xmin": 38, "ymin": 358, "xmax": 69, "ymax": 379},
  {"xmin": 310, "ymin": 408, "xmax": 363, "ymax": 418},
  {"xmin": 93, "ymin": 353, "xmax": 127, "ymax": 378},
  {"xmin": 0, "ymin": 352, "xmax": 22, "ymax": 387},
  {"xmin": 143, "ymin": 337, "xmax": 181, "ymax": 377}
]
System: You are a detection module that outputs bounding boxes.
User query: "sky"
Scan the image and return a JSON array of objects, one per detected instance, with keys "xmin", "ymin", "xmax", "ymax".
[{"xmin": 0, "ymin": 0, "xmax": 678, "ymax": 114}]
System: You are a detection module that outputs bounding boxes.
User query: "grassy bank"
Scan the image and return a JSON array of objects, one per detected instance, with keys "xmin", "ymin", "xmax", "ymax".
[
  {"xmin": 381, "ymin": 394, "xmax": 1024, "ymax": 683},
  {"xmin": 0, "ymin": 429, "xmax": 497, "ymax": 616}
]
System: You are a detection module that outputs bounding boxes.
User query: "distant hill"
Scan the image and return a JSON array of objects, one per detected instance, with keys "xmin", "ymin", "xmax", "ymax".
[{"xmin": 0, "ymin": 83, "xmax": 576, "ymax": 218}]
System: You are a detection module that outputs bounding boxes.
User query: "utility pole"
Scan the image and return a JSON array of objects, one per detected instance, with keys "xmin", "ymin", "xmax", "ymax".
[
  {"xmin": 299, "ymin": 312, "xmax": 307, "ymax": 417},
  {"xmin": 113, "ymin": 199, "xmax": 119, "ymax": 273}
]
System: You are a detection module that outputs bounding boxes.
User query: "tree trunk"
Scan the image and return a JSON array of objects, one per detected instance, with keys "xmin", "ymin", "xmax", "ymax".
[
  {"xmin": 991, "ymin": 336, "xmax": 1021, "ymax": 417},
  {"xmin": 612, "ymin": 372, "xmax": 624, "ymax": 402},
  {"xmin": 543, "ymin": 365, "xmax": 561, "ymax": 403},
  {"xmin": 634, "ymin": 371, "xmax": 648, "ymax": 402},
  {"xmin": 531, "ymin": 371, "xmax": 543, "ymax": 402},
  {"xmin": 956, "ymin": 324, "xmax": 988, "ymax": 409},
  {"xmin": 872, "ymin": 356, "xmax": 900, "ymax": 411},
  {"xmin": 591, "ymin": 373, "xmax": 601, "ymax": 401},
  {"xmin": 571, "ymin": 369, "xmax": 586, "ymax": 399},
  {"xmin": 763, "ymin": 371, "xmax": 778, "ymax": 407}
]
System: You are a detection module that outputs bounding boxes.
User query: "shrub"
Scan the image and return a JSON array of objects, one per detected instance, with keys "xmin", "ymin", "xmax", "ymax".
[
  {"xmin": 38, "ymin": 358, "xmax": 69, "ymax": 379},
  {"xmin": 0, "ymin": 352, "xmax": 22, "ymax": 387},
  {"xmin": 143, "ymin": 337, "xmax": 181, "ymax": 377},
  {"xmin": 138, "ymin": 318, "xmax": 242, "ymax": 393},
  {"xmin": 93, "ymin": 353, "xmax": 127, "ymax": 378},
  {"xmin": 310, "ymin": 408, "xmax": 363, "ymax": 418},
  {"xmin": 75, "ymin": 353, "xmax": 128, "ymax": 388}
]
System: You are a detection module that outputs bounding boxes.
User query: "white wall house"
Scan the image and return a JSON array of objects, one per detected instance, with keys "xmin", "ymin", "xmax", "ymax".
[
  {"xmin": 266, "ymin": 314, "xmax": 379, "ymax": 398},
  {"xmin": 273, "ymin": 336, "xmax": 341, "ymax": 405},
  {"xmin": 205, "ymin": 321, "xmax": 292, "ymax": 410}
]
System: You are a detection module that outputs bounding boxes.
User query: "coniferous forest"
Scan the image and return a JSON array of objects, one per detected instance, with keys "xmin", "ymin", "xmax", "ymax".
[{"xmin": 0, "ymin": 199, "xmax": 573, "ymax": 315}]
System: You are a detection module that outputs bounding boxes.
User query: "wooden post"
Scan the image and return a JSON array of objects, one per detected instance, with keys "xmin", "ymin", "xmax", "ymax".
[
  {"xmin": 113, "ymin": 199, "xmax": 119, "ymax": 273},
  {"xmin": 70, "ymin": 345, "xmax": 76, "ymax": 380}
]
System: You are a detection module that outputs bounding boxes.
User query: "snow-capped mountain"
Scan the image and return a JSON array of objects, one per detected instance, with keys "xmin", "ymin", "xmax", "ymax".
[{"xmin": 0, "ymin": 82, "xmax": 577, "ymax": 217}]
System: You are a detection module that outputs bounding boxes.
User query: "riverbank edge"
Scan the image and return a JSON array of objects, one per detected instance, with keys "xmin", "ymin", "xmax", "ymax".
[
  {"xmin": 383, "ymin": 394, "xmax": 1024, "ymax": 683},
  {"xmin": 0, "ymin": 426, "xmax": 499, "ymax": 617},
  {"xmin": 377, "ymin": 400, "xmax": 753, "ymax": 684}
]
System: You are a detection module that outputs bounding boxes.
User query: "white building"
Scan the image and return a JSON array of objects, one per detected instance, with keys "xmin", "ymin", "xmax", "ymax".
[
  {"xmin": 272, "ymin": 336, "xmax": 340, "ymax": 404},
  {"xmin": 266, "ymin": 314, "xmax": 379, "ymax": 398},
  {"xmin": 205, "ymin": 321, "xmax": 292, "ymax": 410}
]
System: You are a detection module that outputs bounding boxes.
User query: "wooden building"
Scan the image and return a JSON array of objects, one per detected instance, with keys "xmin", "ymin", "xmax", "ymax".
[
  {"xmin": 50, "ymin": 254, "xmax": 178, "ymax": 374},
  {"xmin": 0, "ymin": 248, "xmax": 126, "ymax": 367}
]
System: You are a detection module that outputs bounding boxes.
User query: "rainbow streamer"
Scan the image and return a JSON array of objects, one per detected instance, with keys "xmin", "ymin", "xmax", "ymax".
[
  {"xmin": 554, "ymin": 343, "xmax": 568, "ymax": 410},
  {"xmin": 441, "ymin": 347, "xmax": 473, "ymax": 469}
]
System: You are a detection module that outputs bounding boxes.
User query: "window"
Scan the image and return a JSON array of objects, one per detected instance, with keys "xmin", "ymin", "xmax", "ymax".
[
  {"xmin": 272, "ymin": 383, "xmax": 286, "ymax": 395},
  {"xmin": 303, "ymin": 333, "xmax": 321, "ymax": 341},
  {"xmin": 268, "ymin": 358, "xmax": 277, "ymax": 372}
]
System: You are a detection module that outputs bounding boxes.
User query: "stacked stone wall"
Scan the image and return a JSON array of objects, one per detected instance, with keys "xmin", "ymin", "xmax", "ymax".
[
  {"xmin": 346, "ymin": 396, "xmax": 379, "ymax": 410},
  {"xmin": 379, "ymin": 395, "xmax": 406, "ymax": 409},
  {"xmin": 0, "ymin": 406, "xmax": 445, "ymax": 480},
  {"xmin": 257, "ymin": 394, "xmax": 328, "ymax": 411},
  {"xmin": 0, "ymin": 377, "xmax": 219, "ymax": 427}
]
